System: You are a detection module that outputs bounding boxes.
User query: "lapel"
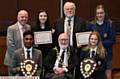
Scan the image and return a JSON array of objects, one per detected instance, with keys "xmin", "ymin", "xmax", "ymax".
[
  {"xmin": 61, "ymin": 18, "xmax": 64, "ymax": 32},
  {"xmin": 20, "ymin": 48, "xmax": 37, "ymax": 60},
  {"xmin": 15, "ymin": 23, "xmax": 22, "ymax": 44},
  {"xmin": 20, "ymin": 48, "xmax": 25, "ymax": 60},
  {"xmin": 73, "ymin": 16, "xmax": 78, "ymax": 33},
  {"xmin": 16, "ymin": 23, "xmax": 21, "ymax": 37},
  {"xmin": 32, "ymin": 49, "xmax": 36, "ymax": 60},
  {"xmin": 86, "ymin": 50, "xmax": 99, "ymax": 60}
]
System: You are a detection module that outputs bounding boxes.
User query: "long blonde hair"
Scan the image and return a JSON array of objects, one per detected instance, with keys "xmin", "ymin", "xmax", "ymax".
[{"xmin": 83, "ymin": 32, "xmax": 105, "ymax": 59}]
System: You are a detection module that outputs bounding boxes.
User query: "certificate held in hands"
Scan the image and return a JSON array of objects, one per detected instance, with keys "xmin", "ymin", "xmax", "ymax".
[
  {"xmin": 34, "ymin": 31, "xmax": 52, "ymax": 44},
  {"xmin": 76, "ymin": 31, "xmax": 91, "ymax": 46}
]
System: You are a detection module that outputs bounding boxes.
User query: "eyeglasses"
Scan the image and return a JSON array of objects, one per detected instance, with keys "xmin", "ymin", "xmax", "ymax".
[{"xmin": 96, "ymin": 12, "xmax": 105, "ymax": 14}]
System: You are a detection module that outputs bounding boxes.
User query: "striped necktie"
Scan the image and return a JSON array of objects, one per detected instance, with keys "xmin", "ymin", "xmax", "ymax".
[{"xmin": 92, "ymin": 50, "xmax": 95, "ymax": 57}]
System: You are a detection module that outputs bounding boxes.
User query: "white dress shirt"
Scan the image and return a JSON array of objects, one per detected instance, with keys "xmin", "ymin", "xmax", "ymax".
[
  {"xmin": 24, "ymin": 47, "xmax": 32, "ymax": 59},
  {"xmin": 64, "ymin": 17, "xmax": 74, "ymax": 46},
  {"xmin": 18, "ymin": 22, "xmax": 25, "ymax": 47},
  {"xmin": 90, "ymin": 46, "xmax": 97, "ymax": 58}
]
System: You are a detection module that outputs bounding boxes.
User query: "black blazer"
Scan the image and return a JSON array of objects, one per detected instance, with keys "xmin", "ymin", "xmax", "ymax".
[{"xmin": 44, "ymin": 46, "xmax": 75, "ymax": 73}]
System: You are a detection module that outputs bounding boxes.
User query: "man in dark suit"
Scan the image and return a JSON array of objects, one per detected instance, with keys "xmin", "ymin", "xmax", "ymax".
[
  {"xmin": 54, "ymin": 1, "xmax": 88, "ymax": 47},
  {"xmin": 44, "ymin": 33, "xmax": 75, "ymax": 79},
  {"xmin": 4, "ymin": 10, "xmax": 31, "ymax": 75},
  {"xmin": 11, "ymin": 30, "xmax": 42, "ymax": 76}
]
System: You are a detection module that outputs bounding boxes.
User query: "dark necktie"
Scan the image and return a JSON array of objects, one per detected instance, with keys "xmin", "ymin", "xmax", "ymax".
[
  {"xmin": 92, "ymin": 50, "xmax": 95, "ymax": 57},
  {"xmin": 68, "ymin": 19, "xmax": 71, "ymax": 26},
  {"xmin": 26, "ymin": 50, "xmax": 30, "ymax": 59},
  {"xmin": 67, "ymin": 19, "xmax": 71, "ymax": 46},
  {"xmin": 61, "ymin": 49, "xmax": 65, "ymax": 61}
]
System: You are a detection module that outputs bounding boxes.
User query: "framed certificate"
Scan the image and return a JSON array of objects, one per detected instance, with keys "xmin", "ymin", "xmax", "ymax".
[
  {"xmin": 34, "ymin": 31, "xmax": 52, "ymax": 44},
  {"xmin": 76, "ymin": 31, "xmax": 91, "ymax": 46}
]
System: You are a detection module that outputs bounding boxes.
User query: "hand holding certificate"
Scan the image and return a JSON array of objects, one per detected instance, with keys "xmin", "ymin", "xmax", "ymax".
[
  {"xmin": 34, "ymin": 31, "xmax": 52, "ymax": 44},
  {"xmin": 76, "ymin": 31, "xmax": 91, "ymax": 46}
]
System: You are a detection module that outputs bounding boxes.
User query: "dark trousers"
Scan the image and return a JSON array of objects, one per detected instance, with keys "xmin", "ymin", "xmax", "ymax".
[{"xmin": 45, "ymin": 72, "xmax": 73, "ymax": 79}]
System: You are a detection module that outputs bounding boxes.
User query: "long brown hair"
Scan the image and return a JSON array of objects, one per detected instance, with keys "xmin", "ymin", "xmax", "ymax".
[{"xmin": 83, "ymin": 32, "xmax": 105, "ymax": 59}]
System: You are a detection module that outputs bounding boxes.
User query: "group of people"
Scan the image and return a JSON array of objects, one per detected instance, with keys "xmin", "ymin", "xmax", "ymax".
[{"xmin": 3, "ymin": 1, "xmax": 115, "ymax": 79}]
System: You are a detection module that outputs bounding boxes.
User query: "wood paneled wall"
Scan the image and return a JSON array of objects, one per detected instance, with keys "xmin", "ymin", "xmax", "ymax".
[
  {"xmin": 0, "ymin": 37, "xmax": 7, "ymax": 75},
  {"xmin": 112, "ymin": 35, "xmax": 120, "ymax": 68},
  {"xmin": 0, "ymin": 0, "xmax": 120, "ymax": 30}
]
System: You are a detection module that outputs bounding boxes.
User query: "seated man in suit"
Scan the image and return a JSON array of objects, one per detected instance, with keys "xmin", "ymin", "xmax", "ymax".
[
  {"xmin": 11, "ymin": 30, "xmax": 42, "ymax": 76},
  {"xmin": 44, "ymin": 33, "xmax": 75, "ymax": 79}
]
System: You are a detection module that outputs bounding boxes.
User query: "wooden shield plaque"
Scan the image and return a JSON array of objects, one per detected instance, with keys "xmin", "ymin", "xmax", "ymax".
[
  {"xmin": 80, "ymin": 58, "xmax": 96, "ymax": 78},
  {"xmin": 20, "ymin": 59, "xmax": 38, "ymax": 77}
]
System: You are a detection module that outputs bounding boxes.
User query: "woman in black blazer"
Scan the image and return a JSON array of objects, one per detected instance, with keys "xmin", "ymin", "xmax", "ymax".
[{"xmin": 78, "ymin": 32, "xmax": 112, "ymax": 79}]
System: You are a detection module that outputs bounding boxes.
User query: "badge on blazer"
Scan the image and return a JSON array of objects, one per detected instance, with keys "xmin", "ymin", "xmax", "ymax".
[
  {"xmin": 80, "ymin": 58, "xmax": 96, "ymax": 78},
  {"xmin": 20, "ymin": 59, "xmax": 38, "ymax": 77},
  {"xmin": 97, "ymin": 60, "xmax": 101, "ymax": 66},
  {"xmin": 103, "ymin": 33, "xmax": 108, "ymax": 38}
]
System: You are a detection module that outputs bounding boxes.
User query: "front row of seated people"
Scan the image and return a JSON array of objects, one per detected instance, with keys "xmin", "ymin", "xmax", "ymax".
[{"xmin": 10, "ymin": 30, "xmax": 112, "ymax": 79}]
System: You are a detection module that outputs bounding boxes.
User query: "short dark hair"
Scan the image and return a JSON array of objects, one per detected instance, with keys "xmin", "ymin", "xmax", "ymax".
[{"xmin": 23, "ymin": 30, "xmax": 34, "ymax": 39}]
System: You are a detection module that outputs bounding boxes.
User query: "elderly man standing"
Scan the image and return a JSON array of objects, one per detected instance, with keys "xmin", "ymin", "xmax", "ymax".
[
  {"xmin": 54, "ymin": 1, "xmax": 88, "ymax": 48},
  {"xmin": 4, "ymin": 10, "xmax": 31, "ymax": 75},
  {"xmin": 44, "ymin": 33, "xmax": 75, "ymax": 79}
]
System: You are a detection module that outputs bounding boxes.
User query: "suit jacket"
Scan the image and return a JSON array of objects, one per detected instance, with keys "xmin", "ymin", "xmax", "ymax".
[
  {"xmin": 11, "ymin": 48, "xmax": 42, "ymax": 76},
  {"xmin": 4, "ymin": 22, "xmax": 31, "ymax": 66},
  {"xmin": 54, "ymin": 16, "xmax": 88, "ymax": 47},
  {"xmin": 44, "ymin": 46, "xmax": 75, "ymax": 73}
]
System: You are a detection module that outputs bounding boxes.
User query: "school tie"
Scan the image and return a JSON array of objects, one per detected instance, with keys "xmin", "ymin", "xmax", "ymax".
[
  {"xmin": 92, "ymin": 50, "xmax": 96, "ymax": 57},
  {"xmin": 26, "ymin": 50, "xmax": 30, "ymax": 59},
  {"xmin": 61, "ymin": 49, "xmax": 65, "ymax": 61}
]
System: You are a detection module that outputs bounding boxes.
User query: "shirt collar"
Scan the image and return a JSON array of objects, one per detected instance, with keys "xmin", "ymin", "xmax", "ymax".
[
  {"xmin": 18, "ymin": 22, "xmax": 23, "ymax": 29},
  {"xmin": 90, "ymin": 46, "xmax": 97, "ymax": 52},
  {"xmin": 60, "ymin": 47, "xmax": 67, "ymax": 52},
  {"xmin": 24, "ymin": 47, "xmax": 32, "ymax": 52},
  {"xmin": 96, "ymin": 20, "xmax": 104, "ymax": 25},
  {"xmin": 65, "ymin": 16, "xmax": 74, "ymax": 21},
  {"xmin": 18, "ymin": 22, "xmax": 27, "ymax": 30}
]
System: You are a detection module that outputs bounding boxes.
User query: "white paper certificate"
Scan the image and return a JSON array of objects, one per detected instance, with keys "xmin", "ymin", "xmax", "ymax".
[
  {"xmin": 76, "ymin": 31, "xmax": 91, "ymax": 45},
  {"xmin": 34, "ymin": 31, "xmax": 52, "ymax": 44}
]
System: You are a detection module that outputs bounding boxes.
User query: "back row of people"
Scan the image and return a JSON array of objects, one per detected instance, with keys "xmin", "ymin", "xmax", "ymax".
[{"xmin": 4, "ymin": 1, "xmax": 115, "ymax": 79}]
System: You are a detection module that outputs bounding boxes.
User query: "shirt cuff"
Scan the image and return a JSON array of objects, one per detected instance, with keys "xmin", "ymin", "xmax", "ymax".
[
  {"xmin": 63, "ymin": 67, "xmax": 68, "ymax": 72},
  {"xmin": 53, "ymin": 66, "xmax": 57, "ymax": 71}
]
